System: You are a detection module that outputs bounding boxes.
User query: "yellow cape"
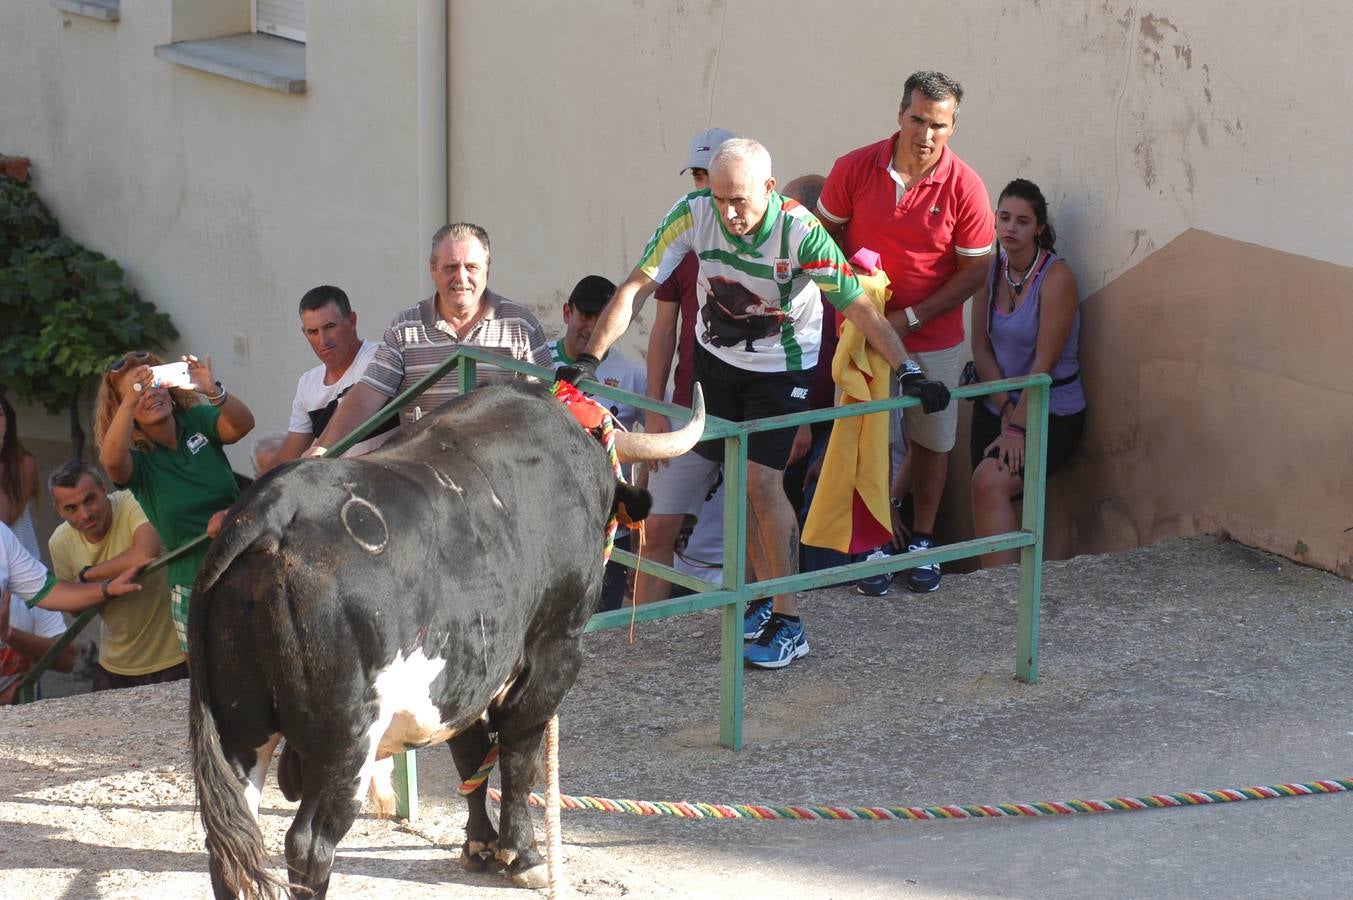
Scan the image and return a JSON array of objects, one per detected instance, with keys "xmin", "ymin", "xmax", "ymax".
[{"xmin": 801, "ymin": 270, "xmax": 893, "ymax": 554}]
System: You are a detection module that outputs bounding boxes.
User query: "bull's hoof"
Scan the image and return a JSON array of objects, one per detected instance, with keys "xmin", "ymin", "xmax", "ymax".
[
  {"xmin": 460, "ymin": 841, "xmax": 503, "ymax": 873},
  {"xmin": 504, "ymin": 847, "xmax": 548, "ymax": 889},
  {"xmin": 508, "ymin": 860, "xmax": 549, "ymax": 890}
]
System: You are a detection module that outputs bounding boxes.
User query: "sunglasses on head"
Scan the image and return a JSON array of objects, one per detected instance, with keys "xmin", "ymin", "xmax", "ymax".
[{"xmin": 107, "ymin": 351, "xmax": 152, "ymax": 374}]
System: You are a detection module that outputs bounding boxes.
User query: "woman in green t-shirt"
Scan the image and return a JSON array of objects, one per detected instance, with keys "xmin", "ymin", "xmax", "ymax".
[{"xmin": 94, "ymin": 351, "xmax": 255, "ymax": 650}]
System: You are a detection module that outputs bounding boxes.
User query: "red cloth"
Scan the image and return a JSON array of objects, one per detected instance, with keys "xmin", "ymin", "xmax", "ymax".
[{"xmin": 551, "ymin": 380, "xmax": 607, "ymax": 430}]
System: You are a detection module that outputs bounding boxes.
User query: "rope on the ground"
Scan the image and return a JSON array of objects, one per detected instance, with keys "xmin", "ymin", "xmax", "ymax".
[{"xmin": 486, "ymin": 777, "xmax": 1353, "ymax": 822}]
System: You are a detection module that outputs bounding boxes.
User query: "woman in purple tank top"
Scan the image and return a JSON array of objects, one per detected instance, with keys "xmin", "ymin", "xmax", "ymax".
[{"xmin": 968, "ymin": 179, "xmax": 1086, "ymax": 567}]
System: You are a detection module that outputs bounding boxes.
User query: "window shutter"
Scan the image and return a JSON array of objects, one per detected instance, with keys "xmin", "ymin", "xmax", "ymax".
[{"xmin": 255, "ymin": 0, "xmax": 305, "ymax": 43}]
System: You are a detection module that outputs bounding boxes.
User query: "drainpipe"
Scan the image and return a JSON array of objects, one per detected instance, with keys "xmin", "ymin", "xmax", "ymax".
[{"xmin": 416, "ymin": 0, "xmax": 448, "ymax": 291}]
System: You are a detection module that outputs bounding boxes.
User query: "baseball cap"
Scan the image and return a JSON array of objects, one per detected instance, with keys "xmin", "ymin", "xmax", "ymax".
[
  {"xmin": 567, "ymin": 275, "xmax": 616, "ymax": 315},
  {"xmin": 681, "ymin": 127, "xmax": 735, "ymax": 174}
]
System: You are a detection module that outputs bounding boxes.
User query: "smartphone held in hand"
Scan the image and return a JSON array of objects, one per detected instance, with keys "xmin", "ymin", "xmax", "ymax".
[{"xmin": 150, "ymin": 361, "xmax": 192, "ymax": 389}]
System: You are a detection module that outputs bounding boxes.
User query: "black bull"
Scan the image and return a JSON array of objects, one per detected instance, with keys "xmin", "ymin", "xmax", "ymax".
[{"xmin": 188, "ymin": 382, "xmax": 703, "ymax": 898}]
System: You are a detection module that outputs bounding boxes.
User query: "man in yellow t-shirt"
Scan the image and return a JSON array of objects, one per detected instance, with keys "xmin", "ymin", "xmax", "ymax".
[{"xmin": 46, "ymin": 461, "xmax": 185, "ymax": 689}]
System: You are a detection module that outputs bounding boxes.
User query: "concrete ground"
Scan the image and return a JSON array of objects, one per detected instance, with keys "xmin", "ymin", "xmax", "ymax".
[{"xmin": 2, "ymin": 535, "xmax": 1351, "ymax": 898}]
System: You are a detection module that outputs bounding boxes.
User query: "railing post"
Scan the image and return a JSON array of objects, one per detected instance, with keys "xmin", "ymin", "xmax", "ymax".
[
  {"xmin": 719, "ymin": 432, "xmax": 748, "ymax": 750},
  {"xmin": 458, "ymin": 355, "xmax": 477, "ymax": 394},
  {"xmin": 1015, "ymin": 376, "xmax": 1050, "ymax": 683},
  {"xmin": 393, "ymin": 749, "xmax": 418, "ymax": 821}
]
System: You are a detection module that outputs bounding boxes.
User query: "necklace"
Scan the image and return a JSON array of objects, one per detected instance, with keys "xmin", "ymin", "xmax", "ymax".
[{"xmin": 1003, "ymin": 249, "xmax": 1040, "ymax": 297}]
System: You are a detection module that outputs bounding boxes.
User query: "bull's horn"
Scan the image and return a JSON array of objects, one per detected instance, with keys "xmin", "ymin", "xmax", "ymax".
[{"xmin": 615, "ymin": 385, "xmax": 706, "ymax": 463}]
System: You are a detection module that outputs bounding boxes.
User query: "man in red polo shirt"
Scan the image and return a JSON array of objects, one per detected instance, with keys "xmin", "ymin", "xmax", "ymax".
[{"xmin": 818, "ymin": 70, "xmax": 994, "ymax": 594}]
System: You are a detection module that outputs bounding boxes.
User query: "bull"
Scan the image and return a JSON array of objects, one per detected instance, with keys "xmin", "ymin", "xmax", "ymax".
[{"xmin": 188, "ymin": 381, "xmax": 704, "ymax": 898}]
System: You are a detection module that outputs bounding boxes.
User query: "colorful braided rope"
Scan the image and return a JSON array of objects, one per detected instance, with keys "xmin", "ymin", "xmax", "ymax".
[
  {"xmin": 484, "ymin": 778, "xmax": 1353, "ymax": 822},
  {"xmin": 457, "ymin": 744, "xmax": 500, "ymax": 796},
  {"xmin": 548, "ymin": 380, "xmax": 623, "ymax": 564}
]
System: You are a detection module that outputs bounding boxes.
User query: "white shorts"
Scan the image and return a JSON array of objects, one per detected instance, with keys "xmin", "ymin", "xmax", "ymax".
[
  {"xmin": 893, "ymin": 343, "xmax": 963, "ymax": 453},
  {"xmin": 646, "ymin": 449, "xmax": 721, "ymax": 518}
]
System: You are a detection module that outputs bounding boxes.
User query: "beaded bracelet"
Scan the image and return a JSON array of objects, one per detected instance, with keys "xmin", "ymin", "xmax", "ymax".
[{"xmin": 1004, "ymin": 423, "xmax": 1026, "ymax": 437}]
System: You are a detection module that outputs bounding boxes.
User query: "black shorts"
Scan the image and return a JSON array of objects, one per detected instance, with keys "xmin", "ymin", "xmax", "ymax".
[
  {"xmin": 93, "ymin": 661, "xmax": 189, "ymax": 692},
  {"xmin": 969, "ymin": 400, "xmax": 1086, "ymax": 478},
  {"xmin": 692, "ymin": 345, "xmax": 813, "ymax": 471}
]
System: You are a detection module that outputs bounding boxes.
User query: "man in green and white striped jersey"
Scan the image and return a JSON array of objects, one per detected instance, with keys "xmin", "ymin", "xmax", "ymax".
[{"xmin": 562, "ymin": 138, "xmax": 950, "ymax": 669}]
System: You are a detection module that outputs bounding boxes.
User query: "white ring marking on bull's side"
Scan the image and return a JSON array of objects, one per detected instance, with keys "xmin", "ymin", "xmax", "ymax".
[{"xmin": 341, "ymin": 495, "xmax": 389, "ymax": 554}]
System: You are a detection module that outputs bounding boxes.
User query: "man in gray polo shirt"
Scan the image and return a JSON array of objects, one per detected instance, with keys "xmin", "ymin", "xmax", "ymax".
[{"xmin": 310, "ymin": 223, "xmax": 553, "ymax": 452}]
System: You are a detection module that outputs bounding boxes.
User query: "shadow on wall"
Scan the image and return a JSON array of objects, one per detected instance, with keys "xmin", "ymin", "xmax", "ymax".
[{"xmin": 1033, "ymin": 228, "xmax": 1353, "ymax": 578}]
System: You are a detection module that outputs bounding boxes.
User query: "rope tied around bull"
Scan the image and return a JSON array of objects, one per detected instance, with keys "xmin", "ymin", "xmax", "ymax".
[
  {"xmin": 458, "ymin": 742, "xmax": 500, "ymax": 795},
  {"xmin": 549, "ymin": 380, "xmax": 628, "ymax": 563},
  {"xmin": 548, "ymin": 379, "xmax": 647, "ymax": 643}
]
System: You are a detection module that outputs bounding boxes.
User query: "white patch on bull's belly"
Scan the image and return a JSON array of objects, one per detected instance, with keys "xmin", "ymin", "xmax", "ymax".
[
  {"xmin": 245, "ymin": 733, "xmax": 281, "ymax": 821},
  {"xmin": 355, "ymin": 649, "xmax": 456, "ymax": 805}
]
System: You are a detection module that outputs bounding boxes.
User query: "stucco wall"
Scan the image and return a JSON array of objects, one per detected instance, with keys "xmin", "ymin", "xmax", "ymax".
[
  {"xmin": 0, "ymin": 1, "xmax": 424, "ymax": 468},
  {"xmin": 2, "ymin": 0, "xmax": 1349, "ymax": 574},
  {"xmin": 446, "ymin": 0, "xmax": 1352, "ymax": 573},
  {"xmin": 1052, "ymin": 230, "xmax": 1353, "ymax": 576}
]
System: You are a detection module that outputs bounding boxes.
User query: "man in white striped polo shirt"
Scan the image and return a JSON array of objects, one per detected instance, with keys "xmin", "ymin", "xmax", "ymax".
[
  {"xmin": 562, "ymin": 139, "xmax": 950, "ymax": 669},
  {"xmin": 309, "ymin": 223, "xmax": 553, "ymax": 453}
]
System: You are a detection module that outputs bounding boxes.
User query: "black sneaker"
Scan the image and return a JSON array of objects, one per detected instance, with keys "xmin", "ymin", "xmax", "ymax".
[
  {"xmin": 854, "ymin": 547, "xmax": 892, "ymax": 596},
  {"xmin": 905, "ymin": 537, "xmax": 941, "ymax": 593}
]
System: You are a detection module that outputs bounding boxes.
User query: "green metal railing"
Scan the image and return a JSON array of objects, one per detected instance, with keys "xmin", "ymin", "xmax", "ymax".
[
  {"xmin": 15, "ymin": 346, "xmax": 1050, "ymax": 825},
  {"xmin": 581, "ymin": 367, "xmax": 1053, "ymax": 751}
]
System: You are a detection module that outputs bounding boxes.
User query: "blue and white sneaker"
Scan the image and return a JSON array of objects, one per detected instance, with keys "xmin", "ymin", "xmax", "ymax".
[
  {"xmin": 854, "ymin": 547, "xmax": 892, "ymax": 596},
  {"xmin": 744, "ymin": 614, "xmax": 809, "ymax": 669},
  {"xmin": 906, "ymin": 537, "xmax": 941, "ymax": 593},
  {"xmin": 743, "ymin": 598, "xmax": 773, "ymax": 641}
]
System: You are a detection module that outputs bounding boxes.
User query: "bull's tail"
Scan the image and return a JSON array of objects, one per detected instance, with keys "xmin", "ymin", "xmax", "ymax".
[
  {"xmin": 189, "ymin": 675, "xmax": 286, "ymax": 898},
  {"xmin": 189, "ymin": 506, "xmax": 289, "ymax": 898}
]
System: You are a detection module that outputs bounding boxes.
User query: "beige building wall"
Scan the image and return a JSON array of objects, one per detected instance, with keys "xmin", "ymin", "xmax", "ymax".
[
  {"xmin": 0, "ymin": 0, "xmax": 427, "ymax": 474},
  {"xmin": 447, "ymin": 0, "xmax": 1352, "ymax": 575},
  {"xmin": 3, "ymin": 1, "xmax": 1349, "ymax": 575}
]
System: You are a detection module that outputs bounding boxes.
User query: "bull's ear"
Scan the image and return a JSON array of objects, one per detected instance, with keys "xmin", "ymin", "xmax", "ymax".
[{"xmin": 612, "ymin": 483, "xmax": 652, "ymax": 525}]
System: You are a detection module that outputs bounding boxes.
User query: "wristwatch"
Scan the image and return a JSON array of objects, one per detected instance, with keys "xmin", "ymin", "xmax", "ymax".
[{"xmin": 904, "ymin": 306, "xmax": 922, "ymax": 332}]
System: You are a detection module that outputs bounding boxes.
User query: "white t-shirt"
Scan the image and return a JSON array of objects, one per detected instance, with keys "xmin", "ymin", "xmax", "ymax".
[
  {"xmin": 1, "ymin": 521, "xmax": 55, "ymax": 603},
  {"xmin": 4, "ymin": 595, "xmax": 64, "ymax": 644},
  {"xmin": 288, "ymin": 340, "xmax": 396, "ymax": 456},
  {"xmin": 1, "ymin": 523, "xmax": 66, "ymax": 692},
  {"xmin": 674, "ymin": 482, "xmax": 726, "ymax": 586},
  {"xmin": 637, "ymin": 191, "xmax": 861, "ymax": 373}
]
